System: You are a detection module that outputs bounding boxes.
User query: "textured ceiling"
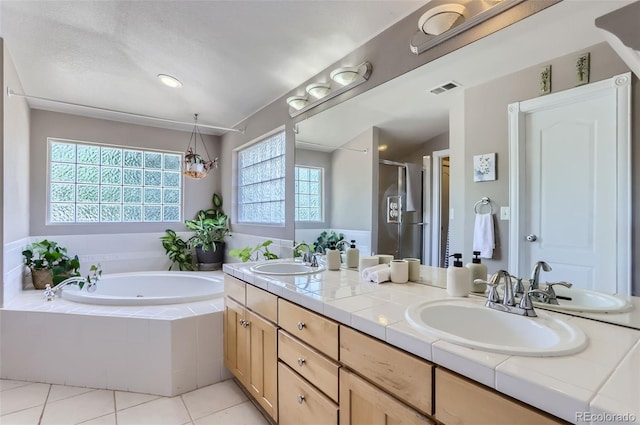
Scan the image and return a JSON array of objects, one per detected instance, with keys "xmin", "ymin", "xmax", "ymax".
[{"xmin": 0, "ymin": 0, "xmax": 424, "ymax": 134}]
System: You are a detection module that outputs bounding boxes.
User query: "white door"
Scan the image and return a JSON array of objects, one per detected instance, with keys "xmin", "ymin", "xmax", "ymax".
[{"xmin": 509, "ymin": 73, "xmax": 631, "ymax": 295}]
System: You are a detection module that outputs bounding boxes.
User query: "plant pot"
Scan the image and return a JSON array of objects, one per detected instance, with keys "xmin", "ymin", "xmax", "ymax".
[
  {"xmin": 31, "ymin": 268, "xmax": 53, "ymax": 289},
  {"xmin": 195, "ymin": 242, "xmax": 224, "ymax": 271}
]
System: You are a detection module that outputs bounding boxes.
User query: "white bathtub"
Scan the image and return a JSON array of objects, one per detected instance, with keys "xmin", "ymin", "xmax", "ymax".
[{"xmin": 61, "ymin": 271, "xmax": 224, "ymax": 305}]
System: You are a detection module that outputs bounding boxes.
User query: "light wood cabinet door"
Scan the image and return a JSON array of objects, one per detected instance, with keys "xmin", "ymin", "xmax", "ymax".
[
  {"xmin": 246, "ymin": 310, "xmax": 278, "ymax": 422},
  {"xmin": 223, "ymin": 297, "xmax": 249, "ymax": 386},
  {"xmin": 435, "ymin": 368, "xmax": 566, "ymax": 425},
  {"xmin": 340, "ymin": 368, "xmax": 435, "ymax": 425},
  {"xmin": 279, "ymin": 362, "xmax": 338, "ymax": 425},
  {"xmin": 340, "ymin": 326, "xmax": 433, "ymax": 416}
]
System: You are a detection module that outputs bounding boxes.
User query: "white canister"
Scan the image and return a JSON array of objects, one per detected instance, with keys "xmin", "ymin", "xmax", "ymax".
[
  {"xmin": 377, "ymin": 254, "xmax": 394, "ymax": 265},
  {"xmin": 359, "ymin": 256, "xmax": 379, "ymax": 271},
  {"xmin": 403, "ymin": 258, "xmax": 421, "ymax": 282},
  {"xmin": 390, "ymin": 260, "xmax": 409, "ymax": 283}
]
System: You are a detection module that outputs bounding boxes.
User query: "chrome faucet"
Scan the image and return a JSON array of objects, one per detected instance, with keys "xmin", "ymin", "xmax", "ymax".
[
  {"xmin": 530, "ymin": 261, "xmax": 552, "ymax": 291},
  {"xmin": 480, "ymin": 270, "xmax": 550, "ymax": 317},
  {"xmin": 293, "ymin": 242, "xmax": 319, "ymax": 267},
  {"xmin": 43, "ymin": 276, "xmax": 87, "ymax": 300},
  {"xmin": 540, "ymin": 281, "xmax": 572, "ymax": 305}
]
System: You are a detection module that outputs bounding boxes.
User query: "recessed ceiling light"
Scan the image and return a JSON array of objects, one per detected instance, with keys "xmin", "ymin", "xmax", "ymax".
[{"xmin": 157, "ymin": 74, "xmax": 182, "ymax": 88}]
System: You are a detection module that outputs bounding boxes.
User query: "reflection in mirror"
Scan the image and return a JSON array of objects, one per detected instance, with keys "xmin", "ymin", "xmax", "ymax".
[{"xmin": 293, "ymin": 1, "xmax": 640, "ymax": 329}]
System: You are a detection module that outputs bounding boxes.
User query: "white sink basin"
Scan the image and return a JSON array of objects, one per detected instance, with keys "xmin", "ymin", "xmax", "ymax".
[
  {"xmin": 250, "ymin": 261, "xmax": 326, "ymax": 276},
  {"xmin": 405, "ymin": 299, "xmax": 588, "ymax": 357},
  {"xmin": 535, "ymin": 286, "xmax": 633, "ymax": 314}
]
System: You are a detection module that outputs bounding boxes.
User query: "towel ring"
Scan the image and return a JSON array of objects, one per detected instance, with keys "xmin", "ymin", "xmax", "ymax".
[{"xmin": 474, "ymin": 197, "xmax": 493, "ymax": 214}]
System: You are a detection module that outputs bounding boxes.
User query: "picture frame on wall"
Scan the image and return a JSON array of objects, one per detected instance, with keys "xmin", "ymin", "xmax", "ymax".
[{"xmin": 473, "ymin": 153, "xmax": 496, "ymax": 182}]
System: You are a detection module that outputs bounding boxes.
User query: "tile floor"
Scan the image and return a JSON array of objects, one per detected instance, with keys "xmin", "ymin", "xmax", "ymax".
[{"xmin": 0, "ymin": 378, "xmax": 270, "ymax": 425}]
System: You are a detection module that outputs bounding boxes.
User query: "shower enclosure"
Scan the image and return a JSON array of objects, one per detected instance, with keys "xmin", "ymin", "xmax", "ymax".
[{"xmin": 376, "ymin": 160, "xmax": 425, "ymax": 261}]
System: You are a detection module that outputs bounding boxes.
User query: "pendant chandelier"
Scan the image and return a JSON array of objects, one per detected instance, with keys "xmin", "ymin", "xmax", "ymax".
[{"xmin": 182, "ymin": 113, "xmax": 218, "ymax": 180}]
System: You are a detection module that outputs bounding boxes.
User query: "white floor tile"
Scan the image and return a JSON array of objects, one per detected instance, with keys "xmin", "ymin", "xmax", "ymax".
[
  {"xmin": 181, "ymin": 380, "xmax": 247, "ymax": 420},
  {"xmin": 41, "ymin": 389, "xmax": 114, "ymax": 425},
  {"xmin": 0, "ymin": 380, "xmax": 32, "ymax": 392},
  {"xmin": 47, "ymin": 384, "xmax": 94, "ymax": 403},
  {"xmin": 77, "ymin": 413, "xmax": 117, "ymax": 425},
  {"xmin": 0, "ymin": 382, "xmax": 50, "ymax": 416},
  {"xmin": 0, "ymin": 404, "xmax": 44, "ymax": 425},
  {"xmin": 193, "ymin": 401, "xmax": 268, "ymax": 425},
  {"xmin": 115, "ymin": 391, "xmax": 161, "ymax": 411},
  {"xmin": 116, "ymin": 396, "xmax": 190, "ymax": 425}
]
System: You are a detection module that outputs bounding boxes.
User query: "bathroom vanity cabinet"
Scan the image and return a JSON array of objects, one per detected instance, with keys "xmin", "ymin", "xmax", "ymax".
[
  {"xmin": 223, "ymin": 273, "xmax": 566, "ymax": 425},
  {"xmin": 223, "ymin": 276, "xmax": 278, "ymax": 422}
]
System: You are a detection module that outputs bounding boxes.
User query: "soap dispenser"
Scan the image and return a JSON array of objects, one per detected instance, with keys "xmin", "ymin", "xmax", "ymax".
[
  {"xmin": 346, "ymin": 240, "xmax": 359, "ymax": 268},
  {"xmin": 447, "ymin": 253, "xmax": 471, "ymax": 297},
  {"xmin": 466, "ymin": 251, "xmax": 488, "ymax": 293},
  {"xmin": 326, "ymin": 242, "xmax": 341, "ymax": 271}
]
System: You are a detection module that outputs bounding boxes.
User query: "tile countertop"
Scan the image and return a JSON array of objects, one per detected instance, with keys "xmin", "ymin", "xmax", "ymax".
[{"xmin": 223, "ymin": 262, "xmax": 640, "ymax": 425}]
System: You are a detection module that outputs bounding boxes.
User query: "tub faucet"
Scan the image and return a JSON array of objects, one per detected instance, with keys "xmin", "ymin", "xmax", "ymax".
[{"xmin": 44, "ymin": 276, "xmax": 87, "ymax": 299}]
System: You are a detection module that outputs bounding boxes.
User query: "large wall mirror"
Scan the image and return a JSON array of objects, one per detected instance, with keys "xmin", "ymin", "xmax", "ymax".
[{"xmin": 292, "ymin": 0, "xmax": 640, "ymax": 329}]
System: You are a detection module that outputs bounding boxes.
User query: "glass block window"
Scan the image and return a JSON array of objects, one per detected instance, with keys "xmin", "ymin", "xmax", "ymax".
[
  {"xmin": 237, "ymin": 131, "xmax": 285, "ymax": 224},
  {"xmin": 295, "ymin": 166, "xmax": 323, "ymax": 222},
  {"xmin": 48, "ymin": 139, "xmax": 182, "ymax": 224}
]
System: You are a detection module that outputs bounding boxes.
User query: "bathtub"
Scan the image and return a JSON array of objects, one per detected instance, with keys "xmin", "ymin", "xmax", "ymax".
[
  {"xmin": 61, "ymin": 271, "xmax": 224, "ymax": 305},
  {"xmin": 1, "ymin": 270, "xmax": 229, "ymax": 396}
]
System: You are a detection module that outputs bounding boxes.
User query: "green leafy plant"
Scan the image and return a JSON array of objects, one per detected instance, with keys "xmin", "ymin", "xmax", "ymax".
[
  {"xmin": 160, "ymin": 229, "xmax": 195, "ymax": 271},
  {"xmin": 229, "ymin": 240, "xmax": 279, "ymax": 262},
  {"xmin": 185, "ymin": 193, "xmax": 230, "ymax": 252},
  {"xmin": 314, "ymin": 230, "xmax": 345, "ymax": 253},
  {"xmin": 22, "ymin": 239, "xmax": 81, "ymax": 286},
  {"xmin": 80, "ymin": 263, "xmax": 103, "ymax": 289}
]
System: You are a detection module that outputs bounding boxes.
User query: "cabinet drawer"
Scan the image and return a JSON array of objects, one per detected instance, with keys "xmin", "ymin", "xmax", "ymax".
[
  {"xmin": 278, "ymin": 362, "xmax": 338, "ymax": 425},
  {"xmin": 224, "ymin": 275, "xmax": 246, "ymax": 304},
  {"xmin": 340, "ymin": 326, "xmax": 433, "ymax": 416},
  {"xmin": 246, "ymin": 284, "xmax": 278, "ymax": 323},
  {"xmin": 278, "ymin": 299, "xmax": 339, "ymax": 360},
  {"xmin": 278, "ymin": 330, "xmax": 340, "ymax": 402},
  {"xmin": 436, "ymin": 368, "xmax": 565, "ymax": 425}
]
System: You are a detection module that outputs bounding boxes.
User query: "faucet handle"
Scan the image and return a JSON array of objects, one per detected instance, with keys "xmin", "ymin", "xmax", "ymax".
[
  {"xmin": 478, "ymin": 279, "xmax": 501, "ymax": 303},
  {"xmin": 509, "ymin": 275, "xmax": 526, "ymax": 296},
  {"xmin": 519, "ymin": 288, "xmax": 551, "ymax": 316},
  {"xmin": 543, "ymin": 281, "xmax": 572, "ymax": 303},
  {"xmin": 310, "ymin": 254, "xmax": 319, "ymax": 268}
]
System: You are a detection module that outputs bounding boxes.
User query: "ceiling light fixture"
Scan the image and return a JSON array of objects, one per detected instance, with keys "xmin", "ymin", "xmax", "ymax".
[
  {"xmin": 418, "ymin": 4, "xmax": 466, "ymax": 36},
  {"xmin": 287, "ymin": 61, "xmax": 372, "ymax": 118},
  {"xmin": 157, "ymin": 74, "xmax": 183, "ymax": 88},
  {"xmin": 286, "ymin": 96, "xmax": 308, "ymax": 111},
  {"xmin": 183, "ymin": 113, "xmax": 218, "ymax": 180},
  {"xmin": 306, "ymin": 83, "xmax": 331, "ymax": 99}
]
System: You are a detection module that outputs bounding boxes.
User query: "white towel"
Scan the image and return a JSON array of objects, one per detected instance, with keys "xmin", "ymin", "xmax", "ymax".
[
  {"xmin": 361, "ymin": 264, "xmax": 389, "ymax": 281},
  {"xmin": 369, "ymin": 268, "xmax": 391, "ymax": 284},
  {"xmin": 405, "ymin": 163, "xmax": 421, "ymax": 212},
  {"xmin": 473, "ymin": 213, "xmax": 495, "ymax": 259}
]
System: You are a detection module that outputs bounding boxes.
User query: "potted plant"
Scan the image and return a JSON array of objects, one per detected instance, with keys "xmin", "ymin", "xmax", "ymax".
[
  {"xmin": 185, "ymin": 193, "xmax": 229, "ymax": 270},
  {"xmin": 22, "ymin": 239, "xmax": 81, "ymax": 289},
  {"xmin": 160, "ymin": 229, "xmax": 195, "ymax": 271}
]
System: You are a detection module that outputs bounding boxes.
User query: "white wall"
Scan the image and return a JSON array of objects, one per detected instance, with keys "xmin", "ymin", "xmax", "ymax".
[{"xmin": 3, "ymin": 41, "xmax": 31, "ymax": 305}]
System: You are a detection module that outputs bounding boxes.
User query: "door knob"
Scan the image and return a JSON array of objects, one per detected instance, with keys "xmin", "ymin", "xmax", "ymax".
[{"xmin": 526, "ymin": 234, "xmax": 537, "ymax": 242}]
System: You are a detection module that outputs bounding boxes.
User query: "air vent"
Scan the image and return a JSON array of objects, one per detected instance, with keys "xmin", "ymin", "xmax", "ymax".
[{"xmin": 429, "ymin": 80, "xmax": 461, "ymax": 95}]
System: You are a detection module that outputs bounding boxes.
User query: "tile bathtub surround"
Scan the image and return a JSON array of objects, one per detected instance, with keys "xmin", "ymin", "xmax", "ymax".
[
  {"xmin": 0, "ymin": 378, "xmax": 269, "ymax": 425},
  {"xmin": 225, "ymin": 262, "xmax": 640, "ymax": 424},
  {"xmin": 1, "ymin": 273, "xmax": 228, "ymax": 397}
]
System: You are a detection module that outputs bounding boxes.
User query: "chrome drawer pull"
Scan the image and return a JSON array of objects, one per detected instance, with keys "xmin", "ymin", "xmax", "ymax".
[
  {"xmin": 297, "ymin": 358, "xmax": 306, "ymax": 367},
  {"xmin": 297, "ymin": 394, "xmax": 305, "ymax": 404},
  {"xmin": 297, "ymin": 321, "xmax": 306, "ymax": 330},
  {"xmin": 242, "ymin": 320, "xmax": 250, "ymax": 328}
]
